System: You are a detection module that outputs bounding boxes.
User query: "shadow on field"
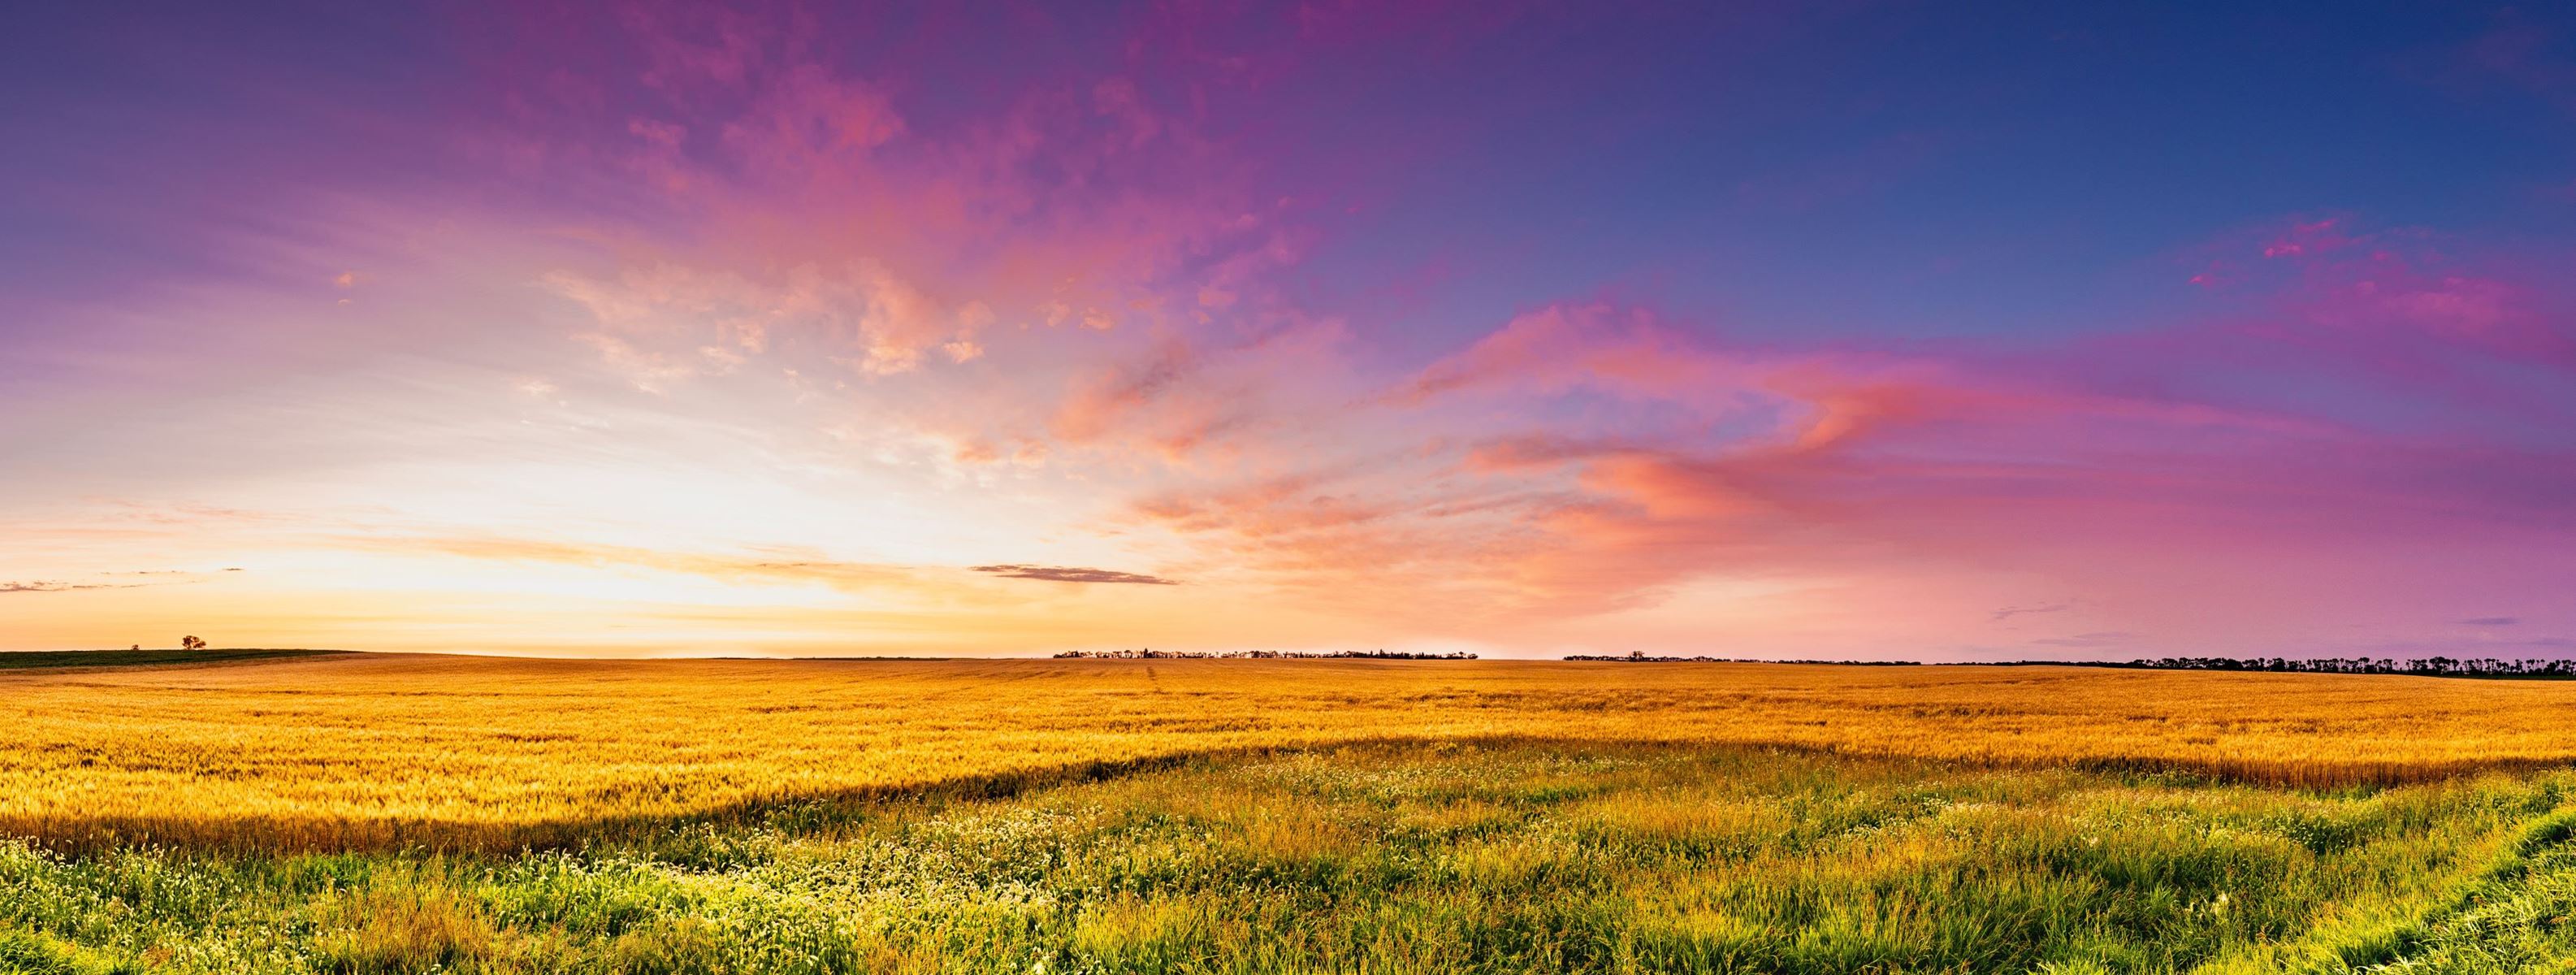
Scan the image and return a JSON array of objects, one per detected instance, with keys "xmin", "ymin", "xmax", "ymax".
[
  {"xmin": 0, "ymin": 648, "xmax": 354, "ymax": 672},
  {"xmin": 8, "ymin": 734, "xmax": 2574, "ymax": 856}
]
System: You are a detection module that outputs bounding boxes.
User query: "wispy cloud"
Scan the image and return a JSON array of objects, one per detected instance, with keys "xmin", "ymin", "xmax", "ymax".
[
  {"xmin": 1, "ymin": 569, "xmax": 227, "ymax": 594},
  {"xmin": 970, "ymin": 565, "xmax": 1180, "ymax": 586},
  {"xmin": 2032, "ymin": 632, "xmax": 2137, "ymax": 649},
  {"xmin": 2459, "ymin": 617, "xmax": 2522, "ymax": 626},
  {"xmin": 409, "ymin": 537, "xmax": 932, "ymax": 594},
  {"xmin": 2, "ymin": 580, "xmax": 144, "ymax": 594},
  {"xmin": 1992, "ymin": 603, "xmax": 2072, "ymax": 623}
]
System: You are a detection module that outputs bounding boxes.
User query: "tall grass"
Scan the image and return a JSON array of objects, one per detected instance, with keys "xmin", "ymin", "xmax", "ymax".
[
  {"xmin": 1, "ymin": 742, "xmax": 2562, "ymax": 974},
  {"xmin": 2277, "ymin": 807, "xmax": 2576, "ymax": 973}
]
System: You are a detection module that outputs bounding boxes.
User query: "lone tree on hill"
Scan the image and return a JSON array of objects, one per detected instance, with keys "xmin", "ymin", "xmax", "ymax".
[{"xmin": 180, "ymin": 635, "xmax": 206, "ymax": 651}]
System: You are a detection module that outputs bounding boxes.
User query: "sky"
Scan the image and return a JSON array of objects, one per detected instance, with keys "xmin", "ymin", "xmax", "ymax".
[{"xmin": 4, "ymin": 1, "xmax": 2574, "ymax": 660}]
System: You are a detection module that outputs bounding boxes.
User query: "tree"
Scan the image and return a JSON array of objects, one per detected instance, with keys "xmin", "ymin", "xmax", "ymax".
[{"xmin": 180, "ymin": 635, "xmax": 206, "ymax": 651}]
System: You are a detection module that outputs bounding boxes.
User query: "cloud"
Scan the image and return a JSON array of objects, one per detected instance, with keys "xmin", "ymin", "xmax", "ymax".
[
  {"xmin": 2031, "ymin": 632, "xmax": 2137, "ymax": 648},
  {"xmin": 0, "ymin": 569, "xmax": 225, "ymax": 594},
  {"xmin": 1395, "ymin": 303, "xmax": 1749, "ymax": 405},
  {"xmin": 2, "ymin": 580, "xmax": 150, "ymax": 594},
  {"xmin": 970, "ymin": 565, "xmax": 1180, "ymax": 586},
  {"xmin": 1991, "ymin": 602, "xmax": 2072, "ymax": 623},
  {"xmin": 1042, "ymin": 322, "xmax": 1354, "ymax": 463},
  {"xmin": 401, "ymin": 536, "xmax": 948, "ymax": 596},
  {"xmin": 1130, "ymin": 213, "xmax": 2576, "ymax": 635},
  {"xmin": 547, "ymin": 259, "xmax": 1001, "ymax": 384},
  {"xmin": 405, "ymin": 536, "xmax": 1184, "ymax": 601},
  {"xmin": 481, "ymin": 5, "xmax": 1292, "ymax": 395},
  {"xmin": 2460, "ymin": 14, "xmax": 2576, "ymax": 115},
  {"xmin": 2458, "ymin": 617, "xmax": 2522, "ymax": 626}
]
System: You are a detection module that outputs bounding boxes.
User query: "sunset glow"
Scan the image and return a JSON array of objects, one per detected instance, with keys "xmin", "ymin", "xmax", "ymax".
[{"xmin": 6, "ymin": 2, "xmax": 2574, "ymax": 659}]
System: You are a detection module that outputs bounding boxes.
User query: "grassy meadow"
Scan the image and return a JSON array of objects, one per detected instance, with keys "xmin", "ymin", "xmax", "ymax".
[{"xmin": 9, "ymin": 653, "xmax": 2576, "ymax": 973}]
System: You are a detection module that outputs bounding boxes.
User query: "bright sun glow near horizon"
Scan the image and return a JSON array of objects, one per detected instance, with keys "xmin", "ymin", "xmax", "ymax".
[{"xmin": 6, "ymin": 3, "xmax": 2575, "ymax": 660}]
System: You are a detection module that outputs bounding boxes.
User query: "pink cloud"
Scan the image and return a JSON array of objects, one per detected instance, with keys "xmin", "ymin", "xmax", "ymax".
[
  {"xmin": 439, "ymin": 3, "xmax": 1315, "ymax": 402},
  {"xmin": 1115, "ymin": 210, "xmax": 2576, "ymax": 641},
  {"xmin": 2260, "ymin": 218, "xmax": 2352, "ymax": 258},
  {"xmin": 1397, "ymin": 303, "xmax": 1750, "ymax": 403}
]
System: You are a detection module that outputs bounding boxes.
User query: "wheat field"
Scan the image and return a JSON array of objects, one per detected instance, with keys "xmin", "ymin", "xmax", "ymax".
[
  {"xmin": 11, "ymin": 654, "xmax": 2576, "ymax": 851},
  {"xmin": 12, "ymin": 653, "xmax": 2576, "ymax": 973}
]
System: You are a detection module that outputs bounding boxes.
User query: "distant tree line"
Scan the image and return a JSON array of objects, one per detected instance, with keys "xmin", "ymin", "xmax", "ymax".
[
  {"xmin": 1556, "ymin": 652, "xmax": 2576, "ymax": 680},
  {"xmin": 2104, "ymin": 656, "xmax": 2576, "ymax": 678},
  {"xmin": 1565, "ymin": 652, "xmax": 1922, "ymax": 665},
  {"xmin": 1053, "ymin": 648, "xmax": 1478, "ymax": 660}
]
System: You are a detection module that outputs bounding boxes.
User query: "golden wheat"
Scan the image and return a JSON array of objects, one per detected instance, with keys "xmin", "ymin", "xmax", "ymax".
[{"xmin": 6, "ymin": 654, "xmax": 2574, "ymax": 850}]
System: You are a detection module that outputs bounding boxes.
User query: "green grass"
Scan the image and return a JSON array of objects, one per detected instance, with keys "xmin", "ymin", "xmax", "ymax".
[
  {"xmin": 2, "ymin": 742, "xmax": 2568, "ymax": 973},
  {"xmin": 0, "ymin": 649, "xmax": 349, "ymax": 671},
  {"xmin": 2282, "ymin": 808, "xmax": 2576, "ymax": 973}
]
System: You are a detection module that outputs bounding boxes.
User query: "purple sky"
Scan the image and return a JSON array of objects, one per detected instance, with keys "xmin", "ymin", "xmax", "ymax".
[{"xmin": 4, "ymin": 2, "xmax": 2574, "ymax": 659}]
